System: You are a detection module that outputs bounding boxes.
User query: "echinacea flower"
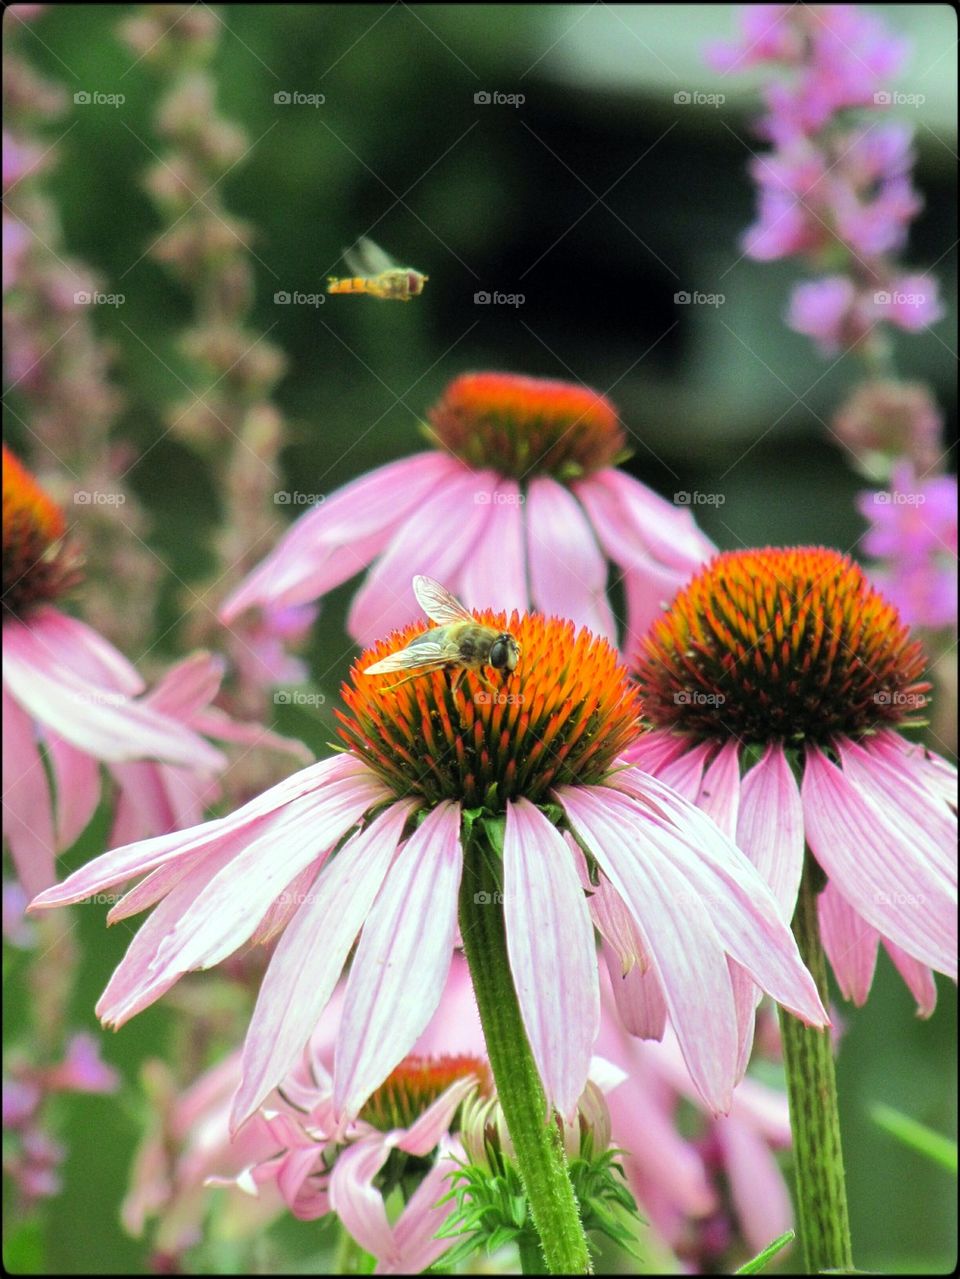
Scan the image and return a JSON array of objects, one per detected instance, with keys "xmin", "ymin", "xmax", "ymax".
[
  {"xmin": 219, "ymin": 372, "xmax": 714, "ymax": 655},
  {"xmin": 31, "ymin": 582, "xmax": 826, "ymax": 1135},
  {"xmin": 129, "ymin": 958, "xmax": 484, "ymax": 1272},
  {"xmin": 630, "ymin": 545, "xmax": 957, "ymax": 1015},
  {"xmin": 2, "ymin": 446, "xmax": 223, "ymax": 894}
]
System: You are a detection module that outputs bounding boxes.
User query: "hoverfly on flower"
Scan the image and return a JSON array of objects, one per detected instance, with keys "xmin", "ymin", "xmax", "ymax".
[
  {"xmin": 327, "ymin": 237, "xmax": 428, "ymax": 301},
  {"xmin": 362, "ymin": 576, "xmax": 520, "ymax": 692}
]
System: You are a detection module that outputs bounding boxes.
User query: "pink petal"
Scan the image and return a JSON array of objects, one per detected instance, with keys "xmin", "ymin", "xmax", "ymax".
[
  {"xmin": 220, "ymin": 453, "xmax": 460, "ymax": 621},
  {"xmin": 558, "ymin": 784, "xmax": 739, "ymax": 1112},
  {"xmin": 882, "ymin": 940, "xmax": 938, "ymax": 1017},
  {"xmin": 329, "ymin": 1138, "xmax": 396, "ymax": 1261},
  {"xmin": 652, "ymin": 740, "xmax": 714, "ymax": 801},
  {"xmin": 737, "ymin": 743, "xmax": 805, "ymax": 919},
  {"xmin": 716, "ymin": 1115, "xmax": 794, "ymax": 1256},
  {"xmin": 347, "ymin": 470, "xmax": 497, "ymax": 644},
  {"xmin": 619, "ymin": 730, "xmax": 691, "ymax": 775},
  {"xmin": 147, "ymin": 769, "xmax": 385, "ymax": 978},
  {"xmin": 602, "ymin": 941, "xmax": 668, "ymax": 1040},
  {"xmin": 107, "ymin": 761, "xmax": 178, "ymax": 848},
  {"xmin": 836, "ymin": 738, "xmax": 955, "ymax": 885},
  {"xmin": 4, "ymin": 621, "xmax": 224, "ymax": 770},
  {"xmin": 30, "ymin": 755, "xmax": 373, "ymax": 911},
  {"xmin": 46, "ymin": 732, "xmax": 101, "ymax": 849},
  {"xmin": 16, "ymin": 607, "xmax": 144, "ymax": 694},
  {"xmin": 818, "ymin": 881, "xmax": 879, "ymax": 1007},
  {"xmin": 504, "ymin": 799, "xmax": 600, "ymax": 1118},
  {"xmin": 231, "ymin": 801, "xmax": 415, "ymax": 1129},
  {"xmin": 395, "ymin": 1076, "xmax": 477, "ymax": 1156},
  {"xmin": 383, "ymin": 1139, "xmax": 461, "ymax": 1273},
  {"xmin": 695, "ymin": 739, "xmax": 741, "ymax": 839},
  {"xmin": 576, "ymin": 469, "xmax": 715, "ymax": 573},
  {"xmin": 142, "ymin": 651, "xmax": 224, "ymax": 717},
  {"xmin": 453, "ymin": 478, "xmax": 528, "ymax": 615},
  {"xmin": 334, "ymin": 802, "xmax": 463, "ymax": 1119},
  {"xmin": 96, "ymin": 841, "xmax": 241, "ymax": 1026},
  {"xmin": 1, "ymin": 681, "xmax": 55, "ymax": 895},
  {"xmin": 526, "ymin": 477, "xmax": 615, "ymax": 641},
  {"xmin": 802, "ymin": 746, "xmax": 956, "ymax": 977},
  {"xmin": 602, "ymin": 771, "xmax": 828, "ymax": 1026}
]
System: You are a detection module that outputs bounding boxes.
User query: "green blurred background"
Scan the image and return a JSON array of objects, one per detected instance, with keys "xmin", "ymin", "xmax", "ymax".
[{"xmin": 4, "ymin": 4, "xmax": 957, "ymax": 1273}]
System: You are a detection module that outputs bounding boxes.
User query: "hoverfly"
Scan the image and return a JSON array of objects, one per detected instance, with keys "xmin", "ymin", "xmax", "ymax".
[
  {"xmin": 327, "ymin": 237, "xmax": 428, "ymax": 302},
  {"xmin": 362, "ymin": 576, "xmax": 521, "ymax": 692}
]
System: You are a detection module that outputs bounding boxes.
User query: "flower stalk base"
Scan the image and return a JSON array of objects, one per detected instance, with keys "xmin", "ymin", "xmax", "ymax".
[
  {"xmin": 459, "ymin": 835, "xmax": 591, "ymax": 1275},
  {"xmin": 779, "ymin": 856, "xmax": 855, "ymax": 1274}
]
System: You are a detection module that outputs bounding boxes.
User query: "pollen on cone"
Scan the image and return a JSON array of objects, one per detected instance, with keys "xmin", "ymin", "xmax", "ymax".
[
  {"xmin": 425, "ymin": 372, "xmax": 627, "ymax": 481},
  {"xmin": 3, "ymin": 445, "xmax": 82, "ymax": 617},
  {"xmin": 635, "ymin": 546, "xmax": 929, "ymax": 744},
  {"xmin": 338, "ymin": 607, "xmax": 642, "ymax": 806}
]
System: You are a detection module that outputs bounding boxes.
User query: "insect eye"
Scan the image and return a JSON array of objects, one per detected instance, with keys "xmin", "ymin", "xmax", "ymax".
[{"xmin": 489, "ymin": 638, "xmax": 507, "ymax": 669}]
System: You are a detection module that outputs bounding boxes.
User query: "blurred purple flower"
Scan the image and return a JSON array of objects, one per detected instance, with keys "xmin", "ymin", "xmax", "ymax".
[{"xmin": 858, "ymin": 463, "xmax": 958, "ymax": 631}]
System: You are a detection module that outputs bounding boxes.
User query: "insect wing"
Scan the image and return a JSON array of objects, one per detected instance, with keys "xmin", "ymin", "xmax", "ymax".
[
  {"xmin": 362, "ymin": 635, "xmax": 454, "ymax": 675},
  {"xmin": 344, "ymin": 237, "xmax": 398, "ymax": 278},
  {"xmin": 413, "ymin": 575, "xmax": 474, "ymax": 626}
]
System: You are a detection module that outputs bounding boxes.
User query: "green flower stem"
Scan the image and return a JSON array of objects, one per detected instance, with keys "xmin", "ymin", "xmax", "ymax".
[
  {"xmin": 459, "ymin": 839, "xmax": 592, "ymax": 1275},
  {"xmin": 778, "ymin": 856, "xmax": 854, "ymax": 1274}
]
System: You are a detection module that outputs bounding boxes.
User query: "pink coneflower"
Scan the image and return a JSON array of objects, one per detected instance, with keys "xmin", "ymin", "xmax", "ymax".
[
  {"xmin": 630, "ymin": 546, "xmax": 957, "ymax": 1015},
  {"xmin": 31, "ymin": 585, "xmax": 826, "ymax": 1136},
  {"xmin": 219, "ymin": 372, "xmax": 714, "ymax": 654},
  {"xmin": 2, "ymin": 446, "xmax": 223, "ymax": 894}
]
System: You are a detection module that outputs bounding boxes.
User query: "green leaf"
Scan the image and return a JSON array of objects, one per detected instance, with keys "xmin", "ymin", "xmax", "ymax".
[
  {"xmin": 870, "ymin": 1103, "xmax": 957, "ymax": 1174},
  {"xmin": 735, "ymin": 1229, "xmax": 796, "ymax": 1273}
]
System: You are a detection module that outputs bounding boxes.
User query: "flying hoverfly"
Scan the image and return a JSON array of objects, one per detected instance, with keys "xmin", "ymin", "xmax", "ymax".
[
  {"xmin": 362, "ymin": 576, "xmax": 521, "ymax": 692},
  {"xmin": 327, "ymin": 237, "xmax": 428, "ymax": 302}
]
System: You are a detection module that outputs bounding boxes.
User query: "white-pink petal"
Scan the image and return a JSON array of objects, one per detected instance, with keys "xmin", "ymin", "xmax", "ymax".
[
  {"xmin": 736, "ymin": 742, "xmax": 805, "ymax": 919},
  {"xmin": 334, "ymin": 802, "xmax": 463, "ymax": 1119},
  {"xmin": 802, "ymin": 746, "xmax": 956, "ymax": 978},
  {"xmin": 504, "ymin": 799, "xmax": 599, "ymax": 1118},
  {"xmin": 526, "ymin": 477, "xmax": 615, "ymax": 640},
  {"xmin": 232, "ymin": 801, "xmax": 415, "ymax": 1130}
]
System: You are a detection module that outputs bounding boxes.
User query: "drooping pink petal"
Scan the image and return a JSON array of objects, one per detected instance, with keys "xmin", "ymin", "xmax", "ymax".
[
  {"xmin": 576, "ymin": 468, "xmax": 715, "ymax": 573},
  {"xmin": 836, "ymin": 738, "xmax": 956, "ymax": 885},
  {"xmin": 2, "ymin": 680, "xmax": 55, "ymax": 895},
  {"xmin": 503, "ymin": 799, "xmax": 599, "ymax": 1118},
  {"xmin": 45, "ymin": 732, "xmax": 101, "ymax": 849},
  {"xmin": 142, "ymin": 651, "xmax": 225, "ymax": 718},
  {"xmin": 652, "ymin": 740, "xmax": 715, "ymax": 801},
  {"xmin": 30, "ymin": 755, "xmax": 373, "ymax": 911},
  {"xmin": 619, "ymin": 729, "xmax": 691, "ymax": 776},
  {"xmin": 147, "ymin": 768, "xmax": 386, "ymax": 979},
  {"xmin": 232, "ymin": 801, "xmax": 415, "ymax": 1130},
  {"xmin": 107, "ymin": 760, "xmax": 180, "ymax": 849},
  {"xmin": 96, "ymin": 841, "xmax": 242, "ymax": 1027},
  {"xmin": 16, "ymin": 607, "xmax": 144, "ymax": 694},
  {"xmin": 347, "ymin": 470, "xmax": 497, "ymax": 644},
  {"xmin": 817, "ymin": 880, "xmax": 879, "ymax": 1006},
  {"xmin": 872, "ymin": 730, "xmax": 957, "ymax": 809},
  {"xmin": 601, "ymin": 772, "xmax": 828, "ymax": 1026},
  {"xmin": 526, "ymin": 477, "xmax": 615, "ymax": 640},
  {"xmin": 4, "ymin": 621, "xmax": 224, "ymax": 770},
  {"xmin": 334, "ymin": 802, "xmax": 463, "ymax": 1120},
  {"xmin": 220, "ymin": 453, "xmax": 462, "ymax": 622},
  {"xmin": 384, "ymin": 1137, "xmax": 462, "ymax": 1274},
  {"xmin": 716, "ymin": 1114, "xmax": 794, "ymax": 1255},
  {"xmin": 695, "ymin": 739, "xmax": 741, "ymax": 839},
  {"xmin": 453, "ymin": 478, "xmax": 528, "ymax": 615},
  {"xmin": 736, "ymin": 743, "xmax": 805, "ymax": 919},
  {"xmin": 395, "ymin": 1076, "xmax": 478, "ymax": 1156},
  {"xmin": 328, "ymin": 1138, "xmax": 396, "ymax": 1261},
  {"xmin": 882, "ymin": 940, "xmax": 938, "ymax": 1017},
  {"xmin": 558, "ymin": 784, "xmax": 740, "ymax": 1112},
  {"xmin": 602, "ymin": 941, "xmax": 668, "ymax": 1040},
  {"xmin": 802, "ymin": 746, "xmax": 956, "ymax": 977}
]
